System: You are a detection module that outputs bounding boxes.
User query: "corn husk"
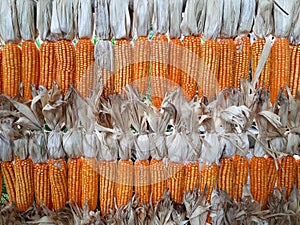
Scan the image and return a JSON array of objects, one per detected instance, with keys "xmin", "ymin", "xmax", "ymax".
[
  {"xmin": 289, "ymin": 2, "xmax": 300, "ymax": 45},
  {"xmin": 28, "ymin": 131, "xmax": 48, "ymax": 164},
  {"xmin": 74, "ymin": 0, "xmax": 94, "ymax": 39},
  {"xmin": 96, "ymin": 129, "xmax": 118, "ymax": 161},
  {"xmin": 16, "ymin": 0, "xmax": 36, "ymax": 41},
  {"xmin": 237, "ymin": 0, "xmax": 256, "ymax": 36},
  {"xmin": 12, "ymin": 135, "xmax": 29, "ymax": 160},
  {"xmin": 95, "ymin": 0, "xmax": 111, "ymax": 40},
  {"xmin": 132, "ymin": 0, "xmax": 152, "ymax": 37},
  {"xmin": 110, "ymin": 0, "xmax": 131, "ymax": 39},
  {"xmin": 201, "ymin": 132, "xmax": 221, "ymax": 164},
  {"xmin": 152, "ymin": 0, "xmax": 168, "ymax": 35},
  {"xmin": 169, "ymin": 0, "xmax": 183, "ymax": 39},
  {"xmin": 253, "ymin": 0, "xmax": 274, "ymax": 39},
  {"xmin": 0, "ymin": 132, "xmax": 13, "ymax": 162},
  {"xmin": 220, "ymin": 0, "xmax": 241, "ymax": 39},
  {"xmin": 50, "ymin": 0, "xmax": 75, "ymax": 41},
  {"xmin": 37, "ymin": 0, "xmax": 54, "ymax": 41},
  {"xmin": 203, "ymin": 0, "xmax": 223, "ymax": 40},
  {"xmin": 0, "ymin": 0, "xmax": 21, "ymax": 43}
]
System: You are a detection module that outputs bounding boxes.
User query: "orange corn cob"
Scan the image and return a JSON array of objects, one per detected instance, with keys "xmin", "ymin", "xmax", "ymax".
[
  {"xmin": 270, "ymin": 38, "xmax": 291, "ymax": 103},
  {"xmin": 265, "ymin": 157, "xmax": 277, "ymax": 198},
  {"xmin": 116, "ymin": 159, "xmax": 134, "ymax": 207},
  {"xmin": 2, "ymin": 43, "xmax": 21, "ymax": 97},
  {"xmin": 81, "ymin": 157, "xmax": 99, "ymax": 211},
  {"xmin": 134, "ymin": 160, "xmax": 151, "ymax": 205},
  {"xmin": 0, "ymin": 48, "xmax": 2, "ymax": 93},
  {"xmin": 151, "ymin": 35, "xmax": 168, "ymax": 108},
  {"xmin": 49, "ymin": 158, "xmax": 68, "ymax": 211},
  {"xmin": 168, "ymin": 38, "xmax": 182, "ymax": 92},
  {"xmin": 167, "ymin": 161, "xmax": 185, "ymax": 203},
  {"xmin": 182, "ymin": 36, "xmax": 201, "ymax": 100},
  {"xmin": 114, "ymin": 39, "xmax": 133, "ymax": 94},
  {"xmin": 184, "ymin": 161, "xmax": 200, "ymax": 192},
  {"xmin": 150, "ymin": 158, "xmax": 167, "ymax": 204},
  {"xmin": 67, "ymin": 158, "xmax": 82, "ymax": 205},
  {"xmin": 133, "ymin": 37, "xmax": 150, "ymax": 96},
  {"xmin": 199, "ymin": 39, "xmax": 221, "ymax": 99},
  {"xmin": 1, "ymin": 161, "xmax": 16, "ymax": 203},
  {"xmin": 200, "ymin": 163, "xmax": 219, "ymax": 202},
  {"xmin": 218, "ymin": 158, "xmax": 236, "ymax": 199},
  {"xmin": 21, "ymin": 41, "xmax": 40, "ymax": 100},
  {"xmin": 14, "ymin": 157, "xmax": 34, "ymax": 212},
  {"xmin": 250, "ymin": 157, "xmax": 268, "ymax": 207},
  {"xmin": 289, "ymin": 45, "xmax": 300, "ymax": 97},
  {"xmin": 99, "ymin": 160, "xmax": 117, "ymax": 215},
  {"xmin": 296, "ymin": 159, "xmax": 300, "ymax": 188},
  {"xmin": 277, "ymin": 156, "xmax": 296, "ymax": 199},
  {"xmin": 233, "ymin": 36, "xmax": 251, "ymax": 89},
  {"xmin": 233, "ymin": 155, "xmax": 249, "ymax": 202},
  {"xmin": 252, "ymin": 38, "xmax": 272, "ymax": 88},
  {"xmin": 34, "ymin": 162, "xmax": 51, "ymax": 208},
  {"xmin": 75, "ymin": 39, "xmax": 94, "ymax": 97},
  {"xmin": 39, "ymin": 41, "xmax": 57, "ymax": 89},
  {"xmin": 54, "ymin": 40, "xmax": 75, "ymax": 94},
  {"xmin": 218, "ymin": 38, "xmax": 235, "ymax": 91}
]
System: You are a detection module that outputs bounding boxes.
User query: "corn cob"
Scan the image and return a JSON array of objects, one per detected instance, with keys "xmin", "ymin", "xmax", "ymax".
[
  {"xmin": 182, "ymin": 36, "xmax": 201, "ymax": 100},
  {"xmin": 34, "ymin": 162, "xmax": 51, "ymax": 208},
  {"xmin": 184, "ymin": 162, "xmax": 200, "ymax": 192},
  {"xmin": 233, "ymin": 36, "xmax": 251, "ymax": 89},
  {"xmin": 116, "ymin": 159, "xmax": 134, "ymax": 207},
  {"xmin": 54, "ymin": 40, "xmax": 76, "ymax": 94},
  {"xmin": 133, "ymin": 37, "xmax": 150, "ymax": 96},
  {"xmin": 199, "ymin": 40, "xmax": 221, "ymax": 99},
  {"xmin": 151, "ymin": 35, "xmax": 168, "ymax": 108},
  {"xmin": 0, "ymin": 48, "xmax": 2, "ymax": 93},
  {"xmin": 21, "ymin": 41, "xmax": 40, "ymax": 100},
  {"xmin": 150, "ymin": 158, "xmax": 167, "ymax": 204},
  {"xmin": 1, "ymin": 161, "xmax": 16, "ymax": 203},
  {"xmin": 217, "ymin": 39, "xmax": 235, "ymax": 91},
  {"xmin": 114, "ymin": 39, "xmax": 133, "ymax": 95},
  {"xmin": 168, "ymin": 38, "xmax": 182, "ymax": 92},
  {"xmin": 2, "ymin": 44, "xmax": 21, "ymax": 97},
  {"xmin": 134, "ymin": 160, "xmax": 151, "ymax": 205},
  {"xmin": 49, "ymin": 158, "xmax": 68, "ymax": 211},
  {"xmin": 67, "ymin": 158, "xmax": 82, "ymax": 206},
  {"xmin": 99, "ymin": 160, "xmax": 117, "ymax": 215},
  {"xmin": 39, "ymin": 41, "xmax": 56, "ymax": 89},
  {"xmin": 167, "ymin": 161, "xmax": 185, "ymax": 204},
  {"xmin": 265, "ymin": 157, "xmax": 277, "ymax": 198},
  {"xmin": 200, "ymin": 163, "xmax": 219, "ymax": 202},
  {"xmin": 252, "ymin": 38, "xmax": 272, "ymax": 88},
  {"xmin": 277, "ymin": 156, "xmax": 296, "ymax": 199},
  {"xmin": 289, "ymin": 45, "xmax": 300, "ymax": 97},
  {"xmin": 75, "ymin": 39, "xmax": 95, "ymax": 97},
  {"xmin": 233, "ymin": 155, "xmax": 249, "ymax": 202},
  {"xmin": 81, "ymin": 157, "xmax": 99, "ymax": 211},
  {"xmin": 296, "ymin": 159, "xmax": 300, "ymax": 188},
  {"xmin": 14, "ymin": 157, "xmax": 34, "ymax": 212},
  {"xmin": 250, "ymin": 157, "xmax": 268, "ymax": 207},
  {"xmin": 270, "ymin": 38, "xmax": 291, "ymax": 103},
  {"xmin": 218, "ymin": 158, "xmax": 236, "ymax": 200}
]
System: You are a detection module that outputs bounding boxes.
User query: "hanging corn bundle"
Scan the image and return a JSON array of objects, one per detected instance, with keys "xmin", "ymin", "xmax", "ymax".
[
  {"xmin": 110, "ymin": 0, "xmax": 133, "ymax": 94},
  {"xmin": 51, "ymin": 0, "xmax": 76, "ymax": 94},
  {"xmin": 233, "ymin": 0, "xmax": 255, "ymax": 89},
  {"xmin": 74, "ymin": 0, "xmax": 94, "ymax": 97},
  {"xmin": 0, "ymin": 0, "xmax": 22, "ymax": 97},
  {"xmin": 94, "ymin": 0, "xmax": 114, "ymax": 99},
  {"xmin": 180, "ymin": 0, "xmax": 202, "ymax": 100},
  {"xmin": 168, "ymin": 0, "xmax": 183, "ymax": 92},
  {"xmin": 17, "ymin": 0, "xmax": 39, "ymax": 100},
  {"xmin": 132, "ymin": 0, "xmax": 152, "ymax": 96},
  {"xmin": 151, "ymin": 0, "xmax": 169, "ymax": 108}
]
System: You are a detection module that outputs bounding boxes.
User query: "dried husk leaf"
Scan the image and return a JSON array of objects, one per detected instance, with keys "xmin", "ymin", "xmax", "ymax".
[
  {"xmin": 13, "ymin": 136, "xmax": 29, "ymax": 160},
  {"xmin": 31, "ymin": 87, "xmax": 49, "ymax": 126},
  {"xmin": 237, "ymin": 0, "xmax": 256, "ymax": 35},
  {"xmin": 166, "ymin": 131, "xmax": 189, "ymax": 163},
  {"xmin": 152, "ymin": 0, "xmax": 169, "ymax": 35},
  {"xmin": 0, "ymin": 131, "xmax": 13, "ymax": 162},
  {"xmin": 133, "ymin": 0, "xmax": 153, "ymax": 37},
  {"xmin": 110, "ymin": 0, "xmax": 131, "ymax": 39},
  {"xmin": 200, "ymin": 133, "xmax": 221, "ymax": 164},
  {"xmin": 95, "ymin": 0, "xmax": 111, "ymax": 40},
  {"xmin": 220, "ymin": 133, "xmax": 237, "ymax": 158},
  {"xmin": 37, "ymin": 0, "xmax": 54, "ymax": 41},
  {"xmin": 253, "ymin": 0, "xmax": 274, "ymax": 38},
  {"xmin": 28, "ymin": 131, "xmax": 48, "ymax": 164},
  {"xmin": 96, "ymin": 131, "xmax": 118, "ymax": 161},
  {"xmin": 169, "ymin": 0, "xmax": 183, "ymax": 38},
  {"xmin": 16, "ymin": 0, "xmax": 36, "ymax": 41},
  {"xmin": 0, "ymin": 0, "xmax": 21, "ymax": 43},
  {"xmin": 289, "ymin": 2, "xmax": 300, "ymax": 45},
  {"xmin": 82, "ymin": 131, "xmax": 100, "ymax": 158},
  {"xmin": 220, "ymin": 0, "xmax": 241, "ymax": 39},
  {"xmin": 47, "ymin": 130, "xmax": 64, "ymax": 159},
  {"xmin": 74, "ymin": 0, "xmax": 94, "ymax": 39},
  {"xmin": 203, "ymin": 0, "xmax": 223, "ymax": 40},
  {"xmin": 253, "ymin": 134, "xmax": 268, "ymax": 157}
]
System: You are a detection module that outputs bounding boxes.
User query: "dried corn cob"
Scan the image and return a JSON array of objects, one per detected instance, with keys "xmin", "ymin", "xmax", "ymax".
[
  {"xmin": 67, "ymin": 158, "xmax": 82, "ymax": 206},
  {"xmin": 270, "ymin": 38, "xmax": 291, "ymax": 103},
  {"xmin": 182, "ymin": 36, "xmax": 201, "ymax": 100},
  {"xmin": 81, "ymin": 157, "xmax": 99, "ymax": 211},
  {"xmin": 289, "ymin": 45, "xmax": 300, "ymax": 97},
  {"xmin": 21, "ymin": 41, "xmax": 40, "ymax": 100},
  {"xmin": 114, "ymin": 39, "xmax": 133, "ymax": 94},
  {"xmin": 14, "ymin": 157, "xmax": 34, "ymax": 212},
  {"xmin": 133, "ymin": 37, "xmax": 150, "ymax": 96},
  {"xmin": 218, "ymin": 158, "xmax": 236, "ymax": 200},
  {"xmin": 233, "ymin": 36, "xmax": 251, "ymax": 89},
  {"xmin": 34, "ymin": 162, "xmax": 51, "ymax": 208},
  {"xmin": 233, "ymin": 155, "xmax": 249, "ymax": 202},
  {"xmin": 40, "ymin": 41, "xmax": 57, "ymax": 89},
  {"xmin": 168, "ymin": 38, "xmax": 182, "ymax": 92},
  {"xmin": 184, "ymin": 162, "xmax": 200, "ymax": 192},
  {"xmin": 150, "ymin": 158, "xmax": 167, "ymax": 205},
  {"xmin": 265, "ymin": 157, "xmax": 277, "ymax": 198},
  {"xmin": 54, "ymin": 40, "xmax": 76, "ymax": 94},
  {"xmin": 200, "ymin": 163, "xmax": 219, "ymax": 202},
  {"xmin": 99, "ymin": 160, "xmax": 117, "ymax": 215},
  {"xmin": 296, "ymin": 159, "xmax": 300, "ymax": 188},
  {"xmin": 2, "ymin": 44, "xmax": 21, "ymax": 97},
  {"xmin": 151, "ymin": 35, "xmax": 168, "ymax": 108},
  {"xmin": 75, "ymin": 39, "xmax": 95, "ymax": 97},
  {"xmin": 134, "ymin": 160, "xmax": 150, "ymax": 205},
  {"xmin": 277, "ymin": 156, "xmax": 296, "ymax": 199},
  {"xmin": 1, "ymin": 161, "xmax": 16, "ymax": 203},
  {"xmin": 116, "ymin": 159, "xmax": 134, "ymax": 207},
  {"xmin": 167, "ymin": 161, "xmax": 185, "ymax": 204},
  {"xmin": 49, "ymin": 158, "xmax": 68, "ymax": 211}
]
